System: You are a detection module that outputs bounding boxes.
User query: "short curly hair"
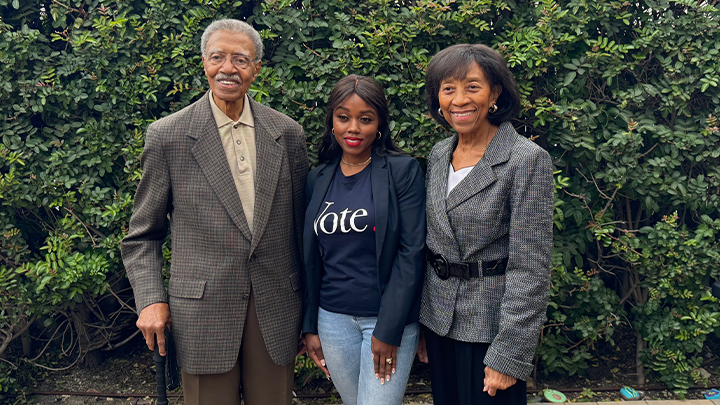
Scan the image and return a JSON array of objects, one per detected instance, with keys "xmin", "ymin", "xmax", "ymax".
[
  {"xmin": 200, "ymin": 19, "xmax": 263, "ymax": 60},
  {"xmin": 425, "ymin": 44, "xmax": 521, "ymax": 127}
]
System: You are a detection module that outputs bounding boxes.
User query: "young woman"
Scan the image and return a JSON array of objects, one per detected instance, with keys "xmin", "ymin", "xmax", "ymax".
[{"xmin": 302, "ymin": 75, "xmax": 426, "ymax": 405}]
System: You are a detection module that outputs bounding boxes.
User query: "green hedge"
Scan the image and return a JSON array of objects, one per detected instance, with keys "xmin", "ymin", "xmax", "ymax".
[{"xmin": 1, "ymin": 0, "xmax": 720, "ymax": 399}]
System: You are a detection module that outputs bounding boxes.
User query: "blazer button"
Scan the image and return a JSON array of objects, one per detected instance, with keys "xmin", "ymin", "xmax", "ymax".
[{"xmin": 248, "ymin": 254, "xmax": 256, "ymax": 262}]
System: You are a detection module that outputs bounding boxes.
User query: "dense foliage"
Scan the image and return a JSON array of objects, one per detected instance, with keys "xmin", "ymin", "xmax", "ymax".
[{"xmin": 1, "ymin": 0, "xmax": 719, "ymax": 400}]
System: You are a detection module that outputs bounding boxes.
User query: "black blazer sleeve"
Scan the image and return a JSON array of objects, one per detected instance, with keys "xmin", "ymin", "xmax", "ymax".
[{"xmin": 372, "ymin": 157, "xmax": 426, "ymax": 346}]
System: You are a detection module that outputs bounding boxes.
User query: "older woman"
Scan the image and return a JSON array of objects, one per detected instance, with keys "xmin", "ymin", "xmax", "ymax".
[
  {"xmin": 303, "ymin": 75, "xmax": 426, "ymax": 405},
  {"xmin": 417, "ymin": 44, "xmax": 554, "ymax": 405}
]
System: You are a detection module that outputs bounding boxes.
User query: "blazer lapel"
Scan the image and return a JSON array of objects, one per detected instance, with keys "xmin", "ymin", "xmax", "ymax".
[
  {"xmin": 190, "ymin": 92, "xmax": 253, "ymax": 241},
  {"xmin": 249, "ymin": 100, "xmax": 284, "ymax": 253},
  {"xmin": 303, "ymin": 160, "xmax": 337, "ymax": 265},
  {"xmin": 446, "ymin": 160, "xmax": 496, "ymax": 211},
  {"xmin": 428, "ymin": 138, "xmax": 459, "ymax": 249},
  {"xmin": 446, "ymin": 122, "xmax": 517, "ymax": 211},
  {"xmin": 371, "ymin": 153, "xmax": 389, "ymax": 264}
]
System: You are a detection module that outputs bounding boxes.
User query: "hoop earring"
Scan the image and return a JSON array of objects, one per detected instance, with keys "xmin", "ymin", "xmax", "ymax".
[
  {"xmin": 489, "ymin": 104, "xmax": 498, "ymax": 114},
  {"xmin": 376, "ymin": 131, "xmax": 382, "ymax": 139},
  {"xmin": 438, "ymin": 107, "xmax": 443, "ymax": 116},
  {"xmin": 331, "ymin": 128, "xmax": 335, "ymax": 135}
]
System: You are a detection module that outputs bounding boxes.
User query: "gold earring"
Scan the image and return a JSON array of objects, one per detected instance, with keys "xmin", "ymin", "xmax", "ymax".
[
  {"xmin": 331, "ymin": 128, "xmax": 335, "ymax": 135},
  {"xmin": 376, "ymin": 131, "xmax": 382, "ymax": 139}
]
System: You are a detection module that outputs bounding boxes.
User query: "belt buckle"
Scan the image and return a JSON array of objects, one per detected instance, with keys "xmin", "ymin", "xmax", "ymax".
[
  {"xmin": 457, "ymin": 263, "xmax": 471, "ymax": 280},
  {"xmin": 431, "ymin": 255, "xmax": 450, "ymax": 280}
]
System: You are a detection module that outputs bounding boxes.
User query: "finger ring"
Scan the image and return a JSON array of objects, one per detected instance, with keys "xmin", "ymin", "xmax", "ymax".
[{"xmin": 386, "ymin": 358, "xmax": 393, "ymax": 364}]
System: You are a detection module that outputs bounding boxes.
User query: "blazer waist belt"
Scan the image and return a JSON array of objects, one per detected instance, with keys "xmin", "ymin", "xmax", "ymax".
[{"xmin": 426, "ymin": 249, "xmax": 507, "ymax": 280}]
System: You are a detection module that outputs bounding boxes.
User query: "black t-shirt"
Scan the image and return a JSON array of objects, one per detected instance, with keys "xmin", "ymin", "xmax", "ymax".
[{"xmin": 314, "ymin": 164, "xmax": 380, "ymax": 317}]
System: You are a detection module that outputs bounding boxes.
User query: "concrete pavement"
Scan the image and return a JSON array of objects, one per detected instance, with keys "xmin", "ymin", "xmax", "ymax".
[
  {"xmin": 398, "ymin": 401, "xmax": 720, "ymax": 405},
  {"xmin": 584, "ymin": 401, "xmax": 720, "ymax": 405},
  {"xmin": 395, "ymin": 401, "xmax": 720, "ymax": 404},
  {"xmin": 405, "ymin": 399, "xmax": 720, "ymax": 405}
]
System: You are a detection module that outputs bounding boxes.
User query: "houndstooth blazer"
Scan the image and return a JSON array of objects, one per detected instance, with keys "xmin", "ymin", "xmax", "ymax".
[
  {"xmin": 419, "ymin": 122, "xmax": 553, "ymax": 381},
  {"xmin": 121, "ymin": 91, "xmax": 309, "ymax": 374}
]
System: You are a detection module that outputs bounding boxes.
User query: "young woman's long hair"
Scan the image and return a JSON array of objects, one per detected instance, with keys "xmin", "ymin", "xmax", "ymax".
[{"xmin": 318, "ymin": 75, "xmax": 404, "ymax": 164}]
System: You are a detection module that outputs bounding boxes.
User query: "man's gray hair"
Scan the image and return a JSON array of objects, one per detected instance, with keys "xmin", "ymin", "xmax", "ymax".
[{"xmin": 201, "ymin": 19, "xmax": 263, "ymax": 60}]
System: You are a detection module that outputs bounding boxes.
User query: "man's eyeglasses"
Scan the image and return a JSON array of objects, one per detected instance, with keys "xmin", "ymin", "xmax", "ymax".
[{"xmin": 206, "ymin": 53, "xmax": 259, "ymax": 69}]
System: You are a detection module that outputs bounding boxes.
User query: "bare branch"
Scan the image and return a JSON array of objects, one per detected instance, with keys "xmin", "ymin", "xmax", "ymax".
[
  {"xmin": 597, "ymin": 186, "xmax": 621, "ymax": 220},
  {"xmin": 0, "ymin": 316, "xmax": 36, "ymax": 357},
  {"xmin": 23, "ymin": 346, "xmax": 83, "ymax": 371},
  {"xmin": 63, "ymin": 207, "xmax": 98, "ymax": 247},
  {"xmin": 26, "ymin": 319, "xmax": 70, "ymax": 362},
  {"xmin": 101, "ymin": 329, "xmax": 141, "ymax": 351},
  {"xmin": 638, "ymin": 143, "xmax": 658, "ymax": 159},
  {"xmin": 0, "ymin": 356, "xmax": 16, "ymax": 368}
]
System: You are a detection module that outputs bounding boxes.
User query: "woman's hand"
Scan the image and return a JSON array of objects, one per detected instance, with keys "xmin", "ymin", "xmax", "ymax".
[
  {"xmin": 371, "ymin": 335, "xmax": 397, "ymax": 385},
  {"xmin": 416, "ymin": 328, "xmax": 428, "ymax": 363},
  {"xmin": 296, "ymin": 335, "xmax": 307, "ymax": 357},
  {"xmin": 483, "ymin": 366, "xmax": 517, "ymax": 396},
  {"xmin": 304, "ymin": 333, "xmax": 329, "ymax": 379}
]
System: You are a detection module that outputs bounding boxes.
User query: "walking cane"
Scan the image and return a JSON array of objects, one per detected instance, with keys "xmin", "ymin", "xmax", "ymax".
[
  {"xmin": 154, "ymin": 341, "xmax": 168, "ymax": 405},
  {"xmin": 154, "ymin": 327, "xmax": 180, "ymax": 405}
]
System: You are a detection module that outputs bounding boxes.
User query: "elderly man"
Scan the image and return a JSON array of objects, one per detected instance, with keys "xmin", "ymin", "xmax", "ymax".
[{"xmin": 121, "ymin": 19, "xmax": 308, "ymax": 405}]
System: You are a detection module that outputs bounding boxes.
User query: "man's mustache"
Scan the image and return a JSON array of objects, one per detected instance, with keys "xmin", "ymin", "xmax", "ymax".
[{"xmin": 215, "ymin": 73, "xmax": 241, "ymax": 82}]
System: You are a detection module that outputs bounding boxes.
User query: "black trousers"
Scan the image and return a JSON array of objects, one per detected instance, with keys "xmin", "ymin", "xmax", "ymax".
[{"xmin": 424, "ymin": 326, "xmax": 527, "ymax": 405}]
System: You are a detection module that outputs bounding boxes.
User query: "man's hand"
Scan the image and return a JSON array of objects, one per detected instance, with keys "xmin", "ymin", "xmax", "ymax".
[
  {"xmin": 137, "ymin": 303, "xmax": 171, "ymax": 356},
  {"xmin": 371, "ymin": 335, "xmax": 397, "ymax": 385},
  {"xmin": 304, "ymin": 333, "xmax": 329, "ymax": 378},
  {"xmin": 483, "ymin": 366, "xmax": 517, "ymax": 396}
]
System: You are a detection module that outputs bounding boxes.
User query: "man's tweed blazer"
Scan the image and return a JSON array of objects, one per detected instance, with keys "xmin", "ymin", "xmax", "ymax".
[
  {"xmin": 121, "ymin": 92, "xmax": 309, "ymax": 374},
  {"xmin": 419, "ymin": 122, "xmax": 553, "ymax": 381}
]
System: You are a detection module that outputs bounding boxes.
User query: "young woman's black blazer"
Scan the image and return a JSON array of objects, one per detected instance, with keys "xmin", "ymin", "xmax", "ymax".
[{"xmin": 302, "ymin": 151, "xmax": 426, "ymax": 346}]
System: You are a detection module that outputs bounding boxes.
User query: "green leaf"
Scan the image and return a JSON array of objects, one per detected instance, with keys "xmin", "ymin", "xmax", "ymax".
[{"xmin": 564, "ymin": 72, "xmax": 577, "ymax": 86}]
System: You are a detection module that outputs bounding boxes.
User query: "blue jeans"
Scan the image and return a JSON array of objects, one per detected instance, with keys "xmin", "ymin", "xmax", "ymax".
[{"xmin": 318, "ymin": 307, "xmax": 419, "ymax": 405}]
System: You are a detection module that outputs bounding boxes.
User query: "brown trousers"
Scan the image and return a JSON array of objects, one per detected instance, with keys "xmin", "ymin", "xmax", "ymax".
[{"xmin": 181, "ymin": 292, "xmax": 294, "ymax": 405}]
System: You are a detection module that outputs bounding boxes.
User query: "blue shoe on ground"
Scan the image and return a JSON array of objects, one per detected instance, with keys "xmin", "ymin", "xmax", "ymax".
[
  {"xmin": 705, "ymin": 389, "xmax": 720, "ymax": 400},
  {"xmin": 620, "ymin": 386, "xmax": 639, "ymax": 400}
]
